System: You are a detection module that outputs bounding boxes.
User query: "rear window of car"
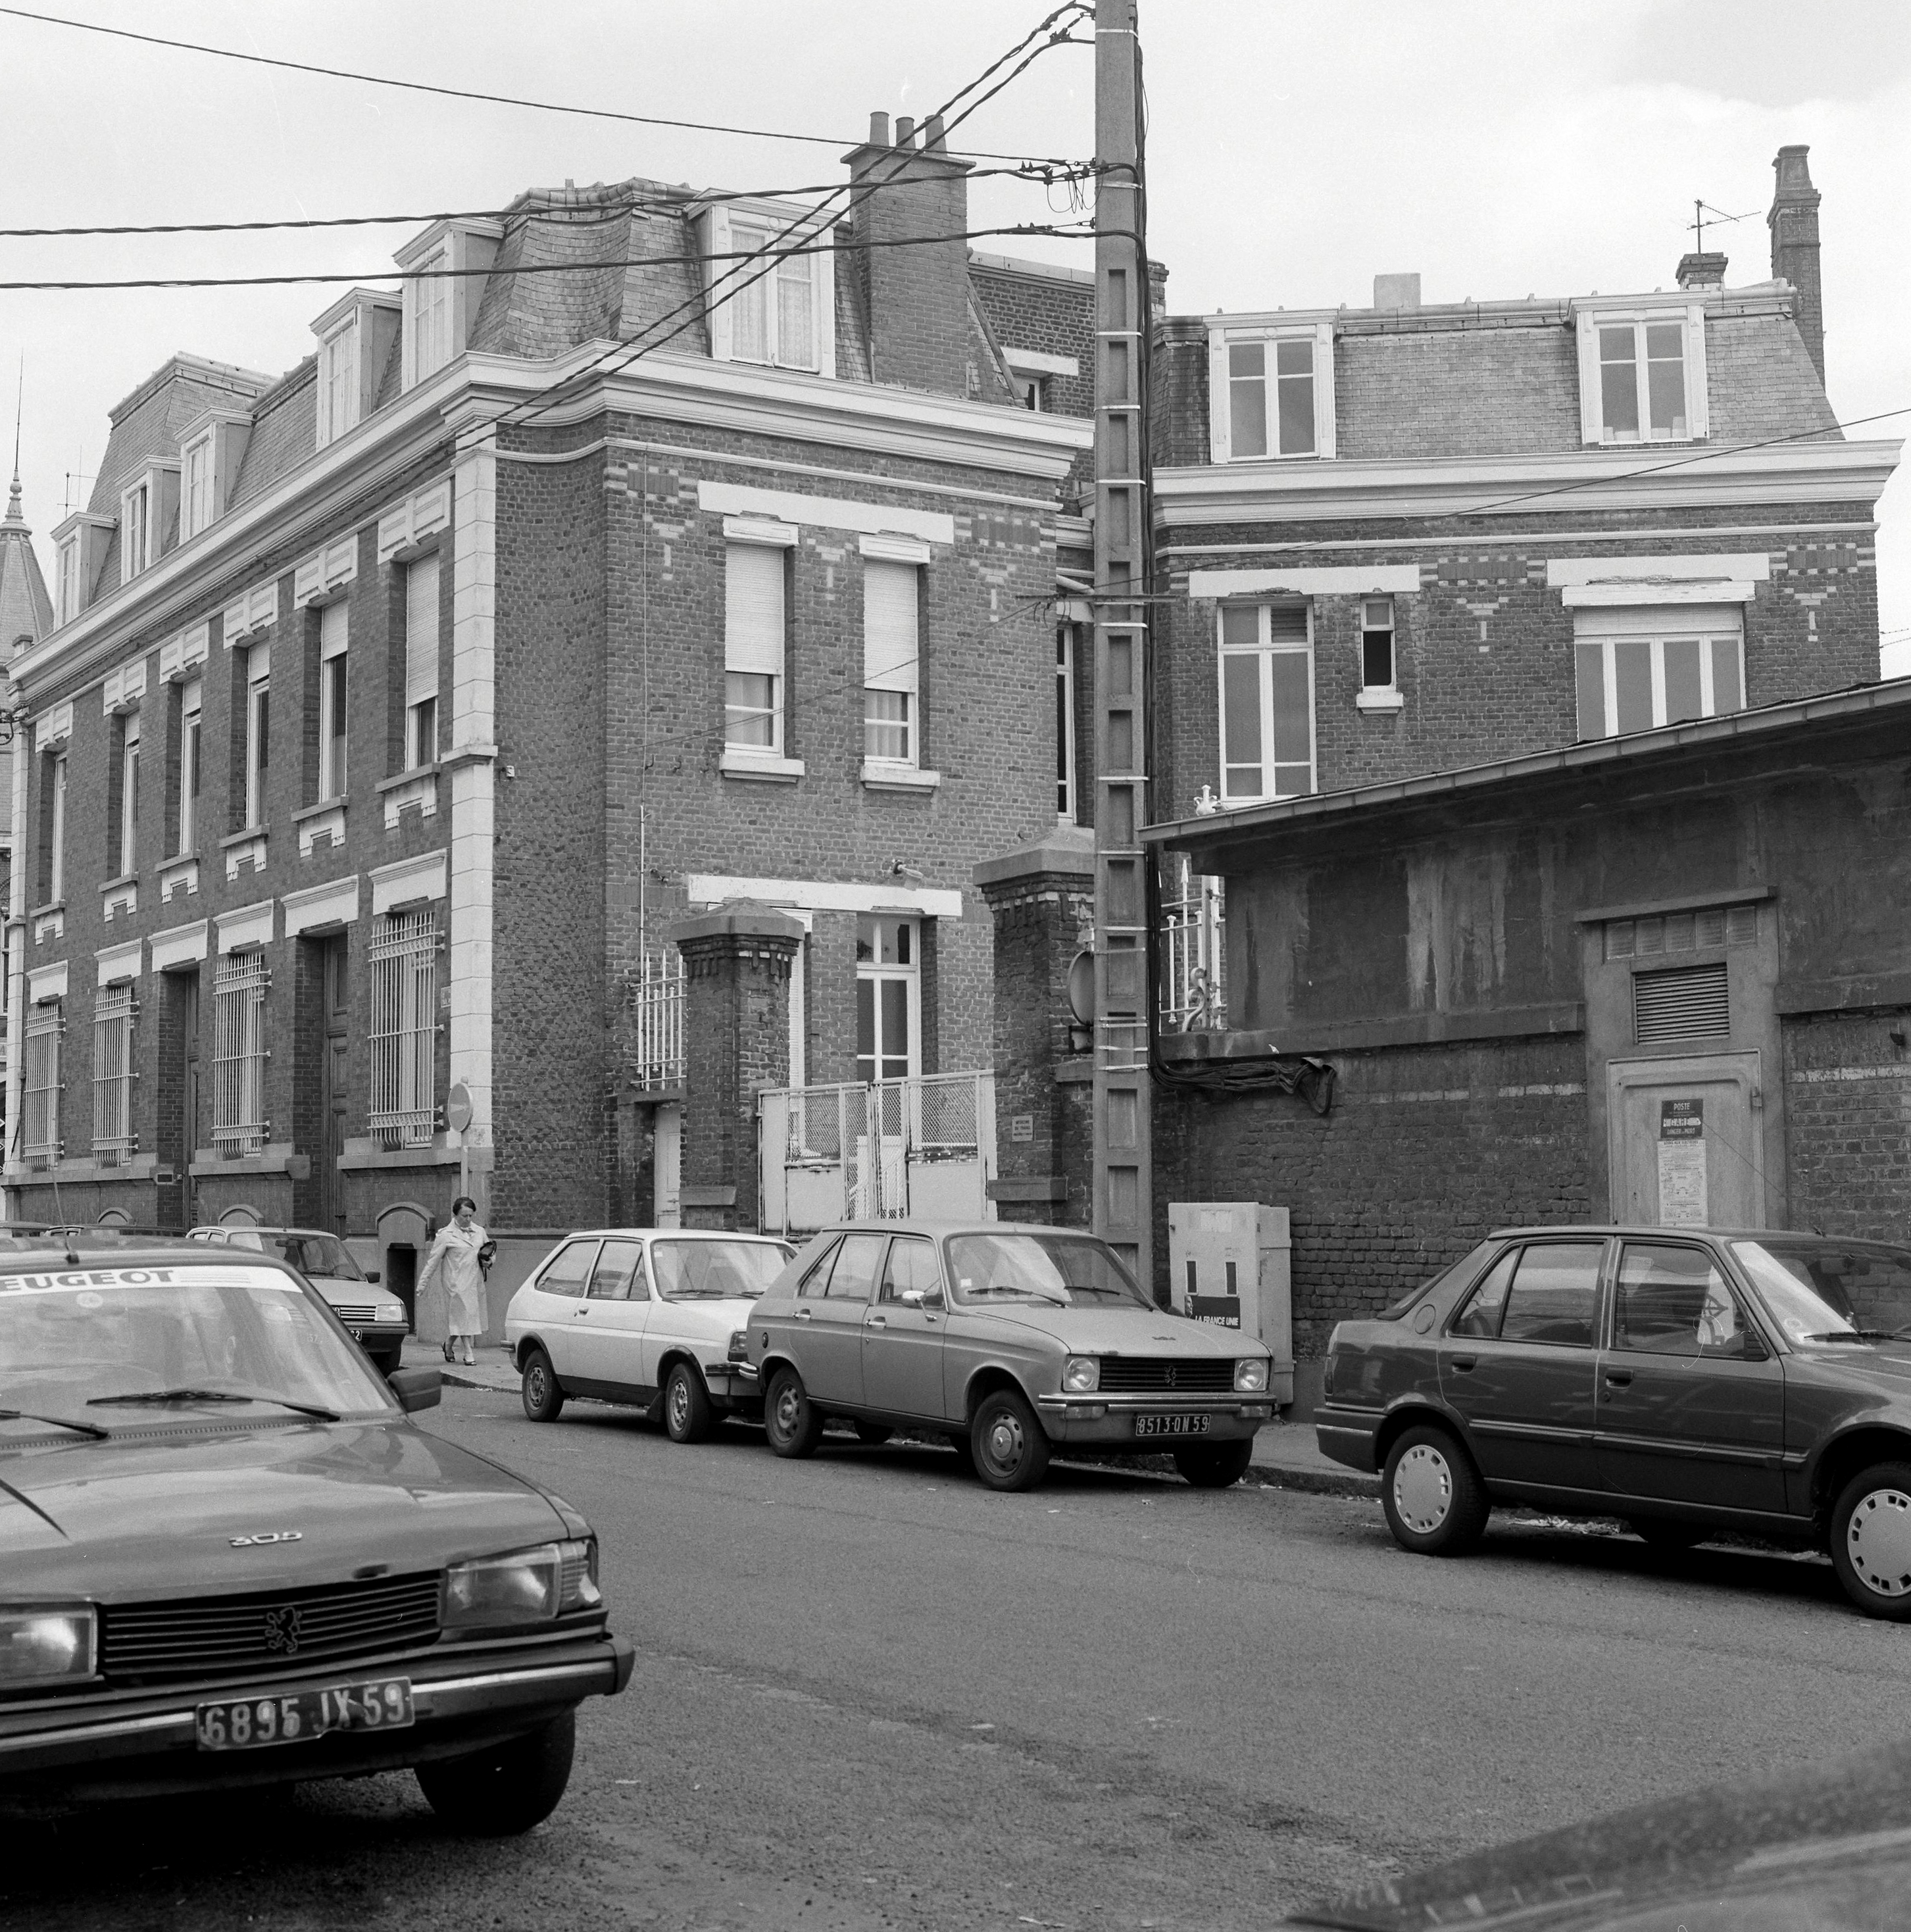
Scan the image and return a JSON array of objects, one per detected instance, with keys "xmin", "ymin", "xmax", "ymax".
[{"xmin": 1379, "ymin": 1240, "xmax": 1497, "ymax": 1321}]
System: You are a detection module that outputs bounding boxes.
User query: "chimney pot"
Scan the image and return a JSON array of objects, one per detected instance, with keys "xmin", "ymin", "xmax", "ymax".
[
  {"xmin": 924, "ymin": 113, "xmax": 947, "ymax": 151},
  {"xmin": 1675, "ymin": 251, "xmax": 1728, "ymax": 289},
  {"xmin": 869, "ymin": 111, "xmax": 891, "ymax": 147},
  {"xmin": 1373, "ymin": 272, "xmax": 1421, "ymax": 312},
  {"xmin": 895, "ymin": 115, "xmax": 916, "ymax": 147}
]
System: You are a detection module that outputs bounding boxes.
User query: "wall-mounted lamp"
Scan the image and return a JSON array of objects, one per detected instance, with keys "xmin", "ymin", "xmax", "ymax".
[
  {"xmin": 889, "ymin": 860, "xmax": 925, "ymax": 882},
  {"xmin": 0, "ymin": 705, "xmax": 29, "ymax": 749}
]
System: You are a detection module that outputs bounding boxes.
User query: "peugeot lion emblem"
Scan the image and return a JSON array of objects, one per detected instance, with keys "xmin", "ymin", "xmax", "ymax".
[
  {"xmin": 1164, "ymin": 1365, "xmax": 1178, "ymax": 1389},
  {"xmin": 262, "ymin": 1605, "xmax": 303, "ymax": 1656}
]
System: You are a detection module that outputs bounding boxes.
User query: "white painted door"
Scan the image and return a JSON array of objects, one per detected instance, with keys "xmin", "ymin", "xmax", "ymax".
[
  {"xmin": 1608, "ymin": 1053, "xmax": 1764, "ymax": 1229},
  {"xmin": 655, "ymin": 1102, "xmax": 682, "ymax": 1229}
]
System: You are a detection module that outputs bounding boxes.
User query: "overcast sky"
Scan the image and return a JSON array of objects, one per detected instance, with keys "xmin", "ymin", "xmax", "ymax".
[{"xmin": 2, "ymin": 0, "xmax": 1906, "ymax": 670}]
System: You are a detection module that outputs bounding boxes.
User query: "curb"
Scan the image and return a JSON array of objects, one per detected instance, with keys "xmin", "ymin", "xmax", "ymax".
[{"xmin": 1249, "ymin": 1462, "xmax": 1382, "ymax": 1500}]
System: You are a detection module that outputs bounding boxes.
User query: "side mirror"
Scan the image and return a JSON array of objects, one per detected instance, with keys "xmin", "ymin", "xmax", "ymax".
[
  {"xmin": 364, "ymin": 1270, "xmax": 382, "ymax": 1284},
  {"xmin": 899, "ymin": 1289, "xmax": 925, "ymax": 1308},
  {"xmin": 386, "ymin": 1366, "xmax": 442, "ymax": 1413}
]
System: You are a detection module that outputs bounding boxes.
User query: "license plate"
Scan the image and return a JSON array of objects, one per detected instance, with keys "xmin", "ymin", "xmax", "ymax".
[
  {"xmin": 195, "ymin": 1677, "xmax": 414, "ymax": 1751},
  {"xmin": 1135, "ymin": 1413, "xmax": 1210, "ymax": 1438},
  {"xmin": 348, "ymin": 1327, "xmax": 365, "ymax": 1341}
]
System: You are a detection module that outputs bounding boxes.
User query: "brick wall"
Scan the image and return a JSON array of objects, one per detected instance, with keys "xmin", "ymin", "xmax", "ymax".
[{"xmin": 1783, "ymin": 1010, "xmax": 1911, "ymax": 1237}]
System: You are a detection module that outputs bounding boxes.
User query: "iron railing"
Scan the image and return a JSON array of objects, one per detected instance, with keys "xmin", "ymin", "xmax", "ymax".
[
  {"xmin": 631, "ymin": 949, "xmax": 687, "ymax": 1091},
  {"xmin": 368, "ymin": 909, "xmax": 437, "ymax": 1149},
  {"xmin": 91, "ymin": 984, "xmax": 137, "ymax": 1163},
  {"xmin": 1160, "ymin": 856, "xmax": 1226, "ymax": 1033},
  {"xmin": 22, "ymin": 1001, "xmax": 64, "ymax": 1162},
  {"xmin": 211, "ymin": 953, "xmax": 269, "ymax": 1154},
  {"xmin": 782, "ymin": 1071, "xmax": 989, "ymax": 1219}
]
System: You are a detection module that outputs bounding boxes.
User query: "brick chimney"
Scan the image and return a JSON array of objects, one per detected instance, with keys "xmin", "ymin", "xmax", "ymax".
[
  {"xmin": 1675, "ymin": 251, "xmax": 1728, "ymax": 289},
  {"xmin": 1768, "ymin": 143, "xmax": 1825, "ymax": 386},
  {"xmin": 843, "ymin": 110, "xmax": 974, "ymax": 399}
]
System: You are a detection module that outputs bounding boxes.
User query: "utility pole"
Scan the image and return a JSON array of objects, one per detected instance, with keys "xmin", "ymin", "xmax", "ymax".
[{"xmin": 1090, "ymin": 0, "xmax": 1152, "ymax": 1291}]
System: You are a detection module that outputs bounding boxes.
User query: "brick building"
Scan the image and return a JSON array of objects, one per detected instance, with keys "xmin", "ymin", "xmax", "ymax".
[{"xmin": 2, "ymin": 115, "xmax": 1092, "ymax": 1324}]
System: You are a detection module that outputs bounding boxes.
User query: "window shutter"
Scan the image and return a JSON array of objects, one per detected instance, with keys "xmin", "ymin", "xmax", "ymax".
[
  {"xmin": 863, "ymin": 561, "xmax": 918, "ymax": 693},
  {"xmin": 1312, "ymin": 322, "xmax": 1337, "ymax": 459},
  {"xmin": 1575, "ymin": 310, "xmax": 1603, "ymax": 445},
  {"xmin": 1208, "ymin": 333, "xmax": 1230, "ymax": 463},
  {"xmin": 405, "ymin": 553, "xmax": 439, "ymax": 706},
  {"xmin": 702, "ymin": 206, "xmax": 734, "ymax": 362},
  {"xmin": 1684, "ymin": 302, "xmax": 1710, "ymax": 441},
  {"xmin": 1633, "ymin": 963, "xmax": 1730, "ymax": 1045},
  {"xmin": 725, "ymin": 543, "xmax": 783, "ymax": 677},
  {"xmin": 320, "ymin": 601, "xmax": 349, "ymax": 660},
  {"xmin": 1264, "ymin": 604, "xmax": 1309, "ymax": 644}
]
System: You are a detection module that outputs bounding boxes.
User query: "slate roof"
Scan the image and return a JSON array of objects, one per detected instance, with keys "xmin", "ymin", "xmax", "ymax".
[{"xmin": 0, "ymin": 474, "xmax": 53, "ymax": 653}]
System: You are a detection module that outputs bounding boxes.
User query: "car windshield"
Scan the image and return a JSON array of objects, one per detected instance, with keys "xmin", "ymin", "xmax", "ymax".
[
  {"xmin": 945, "ymin": 1233, "xmax": 1153, "ymax": 1309},
  {"xmin": 1730, "ymin": 1239, "xmax": 1911, "ymax": 1344},
  {"xmin": 0, "ymin": 1263, "xmax": 394, "ymax": 1430},
  {"xmin": 649, "ymin": 1240, "xmax": 792, "ymax": 1300},
  {"xmin": 258, "ymin": 1233, "xmax": 364, "ymax": 1281}
]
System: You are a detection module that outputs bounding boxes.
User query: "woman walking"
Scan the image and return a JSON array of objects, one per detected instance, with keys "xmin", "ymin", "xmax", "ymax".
[{"xmin": 419, "ymin": 1195, "xmax": 488, "ymax": 1367}]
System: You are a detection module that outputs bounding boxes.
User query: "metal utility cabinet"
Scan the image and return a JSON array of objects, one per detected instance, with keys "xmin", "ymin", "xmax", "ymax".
[{"xmin": 1166, "ymin": 1202, "xmax": 1294, "ymax": 1406}]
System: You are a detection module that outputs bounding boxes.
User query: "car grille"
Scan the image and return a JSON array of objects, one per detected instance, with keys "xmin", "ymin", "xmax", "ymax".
[
  {"xmin": 328, "ymin": 1303, "xmax": 379, "ymax": 1324},
  {"xmin": 100, "ymin": 1572, "xmax": 441, "ymax": 1685},
  {"xmin": 1097, "ymin": 1356, "xmax": 1236, "ymax": 1394}
]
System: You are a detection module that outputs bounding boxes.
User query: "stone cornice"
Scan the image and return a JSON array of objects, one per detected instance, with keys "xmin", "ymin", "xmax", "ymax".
[{"xmin": 1153, "ymin": 437, "xmax": 1901, "ymax": 529}]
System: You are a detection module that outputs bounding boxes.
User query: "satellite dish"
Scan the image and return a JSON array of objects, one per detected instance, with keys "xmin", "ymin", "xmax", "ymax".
[{"xmin": 1066, "ymin": 951, "xmax": 1095, "ymax": 1027}]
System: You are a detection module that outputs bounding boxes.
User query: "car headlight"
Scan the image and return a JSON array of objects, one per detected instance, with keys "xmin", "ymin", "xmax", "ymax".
[
  {"xmin": 378, "ymin": 1300, "xmax": 407, "ymax": 1325},
  {"xmin": 443, "ymin": 1538, "xmax": 600, "ymax": 1631},
  {"xmin": 1235, "ymin": 1358, "xmax": 1270, "ymax": 1393},
  {"xmin": 728, "ymin": 1328, "xmax": 749, "ymax": 1363},
  {"xmin": 0, "ymin": 1604, "xmax": 96, "ymax": 1685},
  {"xmin": 1062, "ymin": 1356, "xmax": 1100, "ymax": 1393}
]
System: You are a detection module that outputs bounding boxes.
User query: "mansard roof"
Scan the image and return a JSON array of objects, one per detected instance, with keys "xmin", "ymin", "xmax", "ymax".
[{"xmin": 0, "ymin": 474, "xmax": 53, "ymax": 653}]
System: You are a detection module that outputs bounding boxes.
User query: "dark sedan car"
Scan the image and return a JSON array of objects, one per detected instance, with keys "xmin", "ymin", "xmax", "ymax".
[
  {"xmin": 1, "ymin": 1245, "xmax": 630, "ymax": 1826},
  {"xmin": 1315, "ymin": 1225, "xmax": 1911, "ymax": 1617}
]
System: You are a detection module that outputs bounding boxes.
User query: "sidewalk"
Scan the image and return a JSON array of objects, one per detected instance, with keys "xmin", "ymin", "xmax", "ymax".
[{"xmin": 402, "ymin": 1338, "xmax": 1378, "ymax": 1497}]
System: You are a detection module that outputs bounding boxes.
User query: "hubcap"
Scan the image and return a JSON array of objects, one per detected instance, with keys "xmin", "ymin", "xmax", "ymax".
[
  {"xmin": 527, "ymin": 1367, "xmax": 546, "ymax": 1405},
  {"xmin": 1393, "ymin": 1443, "xmax": 1454, "ymax": 1536},
  {"xmin": 1847, "ymin": 1486, "xmax": 1911, "ymax": 1597},
  {"xmin": 774, "ymin": 1384, "xmax": 802, "ymax": 1438},
  {"xmin": 668, "ymin": 1376, "xmax": 688, "ymax": 1431},
  {"xmin": 984, "ymin": 1410, "xmax": 1024, "ymax": 1468}
]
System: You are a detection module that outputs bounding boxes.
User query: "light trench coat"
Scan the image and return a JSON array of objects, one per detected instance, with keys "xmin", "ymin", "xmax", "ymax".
[{"xmin": 419, "ymin": 1221, "xmax": 489, "ymax": 1339}]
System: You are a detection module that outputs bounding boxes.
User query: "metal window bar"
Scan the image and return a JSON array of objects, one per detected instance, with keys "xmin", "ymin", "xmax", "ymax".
[
  {"xmin": 630, "ymin": 950, "xmax": 686, "ymax": 1091},
  {"xmin": 212, "ymin": 952, "xmax": 270, "ymax": 1154},
  {"xmin": 22, "ymin": 1002, "xmax": 64, "ymax": 1162},
  {"xmin": 369, "ymin": 910, "xmax": 438, "ymax": 1149},
  {"xmin": 92, "ymin": 984, "xmax": 137, "ymax": 1163},
  {"xmin": 1159, "ymin": 856, "xmax": 1226, "ymax": 1033}
]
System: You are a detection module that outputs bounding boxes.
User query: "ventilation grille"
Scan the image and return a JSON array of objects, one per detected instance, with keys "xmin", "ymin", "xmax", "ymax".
[
  {"xmin": 1633, "ymin": 963, "xmax": 1730, "ymax": 1045},
  {"xmin": 1606, "ymin": 902, "xmax": 1758, "ymax": 961},
  {"xmin": 1264, "ymin": 604, "xmax": 1309, "ymax": 643}
]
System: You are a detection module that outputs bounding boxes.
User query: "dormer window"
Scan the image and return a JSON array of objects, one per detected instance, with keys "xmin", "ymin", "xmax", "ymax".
[
  {"xmin": 56, "ymin": 535, "xmax": 80, "ymax": 624},
  {"xmin": 174, "ymin": 408, "xmax": 251, "ymax": 545},
  {"xmin": 318, "ymin": 318, "xmax": 359, "ymax": 443},
  {"xmin": 397, "ymin": 223, "xmax": 499, "ymax": 391},
  {"xmin": 1575, "ymin": 297, "xmax": 1710, "ymax": 446},
  {"xmin": 120, "ymin": 480, "xmax": 151, "ymax": 584},
  {"xmin": 180, "ymin": 432, "xmax": 214, "ymax": 541},
  {"xmin": 1207, "ymin": 320, "xmax": 1337, "ymax": 464},
  {"xmin": 311, "ymin": 289, "xmax": 399, "ymax": 445},
  {"xmin": 701, "ymin": 201, "xmax": 836, "ymax": 378}
]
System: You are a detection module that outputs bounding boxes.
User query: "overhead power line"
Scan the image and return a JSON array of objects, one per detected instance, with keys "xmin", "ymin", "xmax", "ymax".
[{"xmin": 0, "ymin": 5, "xmax": 1091, "ymax": 166}]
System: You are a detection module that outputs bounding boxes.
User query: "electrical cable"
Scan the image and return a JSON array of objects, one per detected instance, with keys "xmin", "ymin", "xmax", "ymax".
[{"xmin": 0, "ymin": 5, "xmax": 1093, "ymax": 166}]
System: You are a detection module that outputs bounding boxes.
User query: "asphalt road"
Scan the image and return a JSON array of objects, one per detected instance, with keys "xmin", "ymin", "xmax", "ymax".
[{"xmin": 9, "ymin": 1384, "xmax": 1911, "ymax": 1932}]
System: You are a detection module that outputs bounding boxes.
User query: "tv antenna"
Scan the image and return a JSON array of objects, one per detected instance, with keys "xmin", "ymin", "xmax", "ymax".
[{"xmin": 1689, "ymin": 199, "xmax": 1758, "ymax": 254}]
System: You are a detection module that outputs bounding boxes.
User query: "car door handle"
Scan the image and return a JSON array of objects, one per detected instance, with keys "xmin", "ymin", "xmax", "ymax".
[
  {"xmin": 794, "ymin": 1308, "xmax": 811, "ymax": 1321},
  {"xmin": 866, "ymin": 1314, "xmax": 887, "ymax": 1329},
  {"xmin": 1604, "ymin": 1369, "xmax": 1633, "ymax": 1387},
  {"xmin": 1449, "ymin": 1355, "xmax": 1476, "ymax": 1372},
  {"xmin": 574, "ymin": 1306, "xmax": 590, "ymax": 1318}
]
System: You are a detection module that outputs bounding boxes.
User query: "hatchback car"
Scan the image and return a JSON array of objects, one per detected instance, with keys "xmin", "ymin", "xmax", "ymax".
[
  {"xmin": 0, "ymin": 1243, "xmax": 630, "ymax": 1824},
  {"xmin": 188, "ymin": 1226, "xmax": 408, "ymax": 1375},
  {"xmin": 747, "ymin": 1220, "xmax": 1278, "ymax": 1491},
  {"xmin": 1316, "ymin": 1225, "xmax": 1911, "ymax": 1616},
  {"xmin": 504, "ymin": 1228, "xmax": 795, "ymax": 1439}
]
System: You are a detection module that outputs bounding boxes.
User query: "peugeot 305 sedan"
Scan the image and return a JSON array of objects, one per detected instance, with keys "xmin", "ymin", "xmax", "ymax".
[
  {"xmin": 746, "ymin": 1220, "xmax": 1277, "ymax": 1491},
  {"xmin": 505, "ymin": 1228, "xmax": 795, "ymax": 1439},
  {"xmin": 0, "ymin": 1245, "xmax": 631, "ymax": 1825},
  {"xmin": 1315, "ymin": 1225, "xmax": 1911, "ymax": 1618},
  {"xmin": 188, "ymin": 1225, "xmax": 409, "ymax": 1375}
]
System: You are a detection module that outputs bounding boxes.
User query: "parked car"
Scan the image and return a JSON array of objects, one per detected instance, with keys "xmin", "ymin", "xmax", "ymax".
[
  {"xmin": 746, "ymin": 1219, "xmax": 1278, "ymax": 1492},
  {"xmin": 504, "ymin": 1229, "xmax": 795, "ymax": 1439},
  {"xmin": 187, "ymin": 1226, "xmax": 408, "ymax": 1375},
  {"xmin": 0, "ymin": 1241, "xmax": 631, "ymax": 1825},
  {"xmin": 1316, "ymin": 1224, "xmax": 1911, "ymax": 1616}
]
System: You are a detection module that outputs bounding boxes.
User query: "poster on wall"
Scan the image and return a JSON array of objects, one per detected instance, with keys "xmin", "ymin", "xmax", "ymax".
[{"xmin": 1657, "ymin": 1098, "xmax": 1708, "ymax": 1227}]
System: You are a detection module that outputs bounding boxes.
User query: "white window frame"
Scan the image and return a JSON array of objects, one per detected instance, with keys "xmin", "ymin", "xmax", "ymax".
[
  {"xmin": 244, "ymin": 644, "xmax": 270, "ymax": 829},
  {"xmin": 1208, "ymin": 320, "xmax": 1337, "ymax": 464},
  {"xmin": 92, "ymin": 981, "xmax": 137, "ymax": 1163},
  {"xmin": 1216, "ymin": 603, "xmax": 1317, "ymax": 804},
  {"xmin": 862, "ymin": 556, "xmax": 920, "ymax": 770},
  {"xmin": 55, "ymin": 534, "xmax": 80, "ymax": 624},
  {"xmin": 120, "ymin": 480, "xmax": 151, "ymax": 585},
  {"xmin": 47, "ymin": 752, "xmax": 67, "ymax": 902},
  {"xmin": 404, "ymin": 552, "xmax": 439, "ymax": 770},
  {"xmin": 369, "ymin": 908, "xmax": 437, "ymax": 1149},
  {"xmin": 1056, "ymin": 623, "xmax": 1078, "ymax": 822},
  {"xmin": 724, "ymin": 530, "xmax": 791, "ymax": 755},
  {"xmin": 211, "ymin": 950, "xmax": 269, "ymax": 1154},
  {"xmin": 23, "ymin": 997, "xmax": 64, "ymax": 1162},
  {"xmin": 1360, "ymin": 596, "xmax": 1397, "ymax": 691},
  {"xmin": 180, "ymin": 430, "xmax": 215, "ymax": 541},
  {"xmin": 701, "ymin": 201, "xmax": 836, "ymax": 378},
  {"xmin": 403, "ymin": 245, "xmax": 454, "ymax": 387},
  {"xmin": 117, "ymin": 710, "xmax": 140, "ymax": 877},
  {"xmin": 177, "ymin": 678, "xmax": 202, "ymax": 855},
  {"xmin": 1574, "ymin": 299, "xmax": 1709, "ymax": 446},
  {"xmin": 1572, "ymin": 607, "xmax": 1747, "ymax": 741},
  {"xmin": 316, "ymin": 316, "xmax": 360, "ymax": 448},
  {"xmin": 318, "ymin": 601, "xmax": 349, "ymax": 800},
  {"xmin": 856, "ymin": 915, "xmax": 922, "ymax": 1085}
]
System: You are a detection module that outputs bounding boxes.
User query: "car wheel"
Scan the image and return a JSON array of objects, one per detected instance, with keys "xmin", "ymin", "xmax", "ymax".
[
  {"xmin": 662, "ymin": 1363, "xmax": 712, "ymax": 1445},
  {"xmin": 855, "ymin": 1422, "xmax": 894, "ymax": 1446},
  {"xmin": 416, "ymin": 1710, "xmax": 575, "ymax": 1834},
  {"xmin": 1381, "ymin": 1425, "xmax": 1489, "ymax": 1556},
  {"xmin": 1629, "ymin": 1518, "xmax": 1706, "ymax": 1552},
  {"xmin": 764, "ymin": 1368, "xmax": 824, "ymax": 1459},
  {"xmin": 520, "ymin": 1347, "xmax": 565, "ymax": 1424},
  {"xmin": 971, "ymin": 1389, "xmax": 1051, "ymax": 1493},
  {"xmin": 1174, "ymin": 1439, "xmax": 1255, "ymax": 1489},
  {"xmin": 1831, "ymin": 1462, "xmax": 1911, "ymax": 1620}
]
